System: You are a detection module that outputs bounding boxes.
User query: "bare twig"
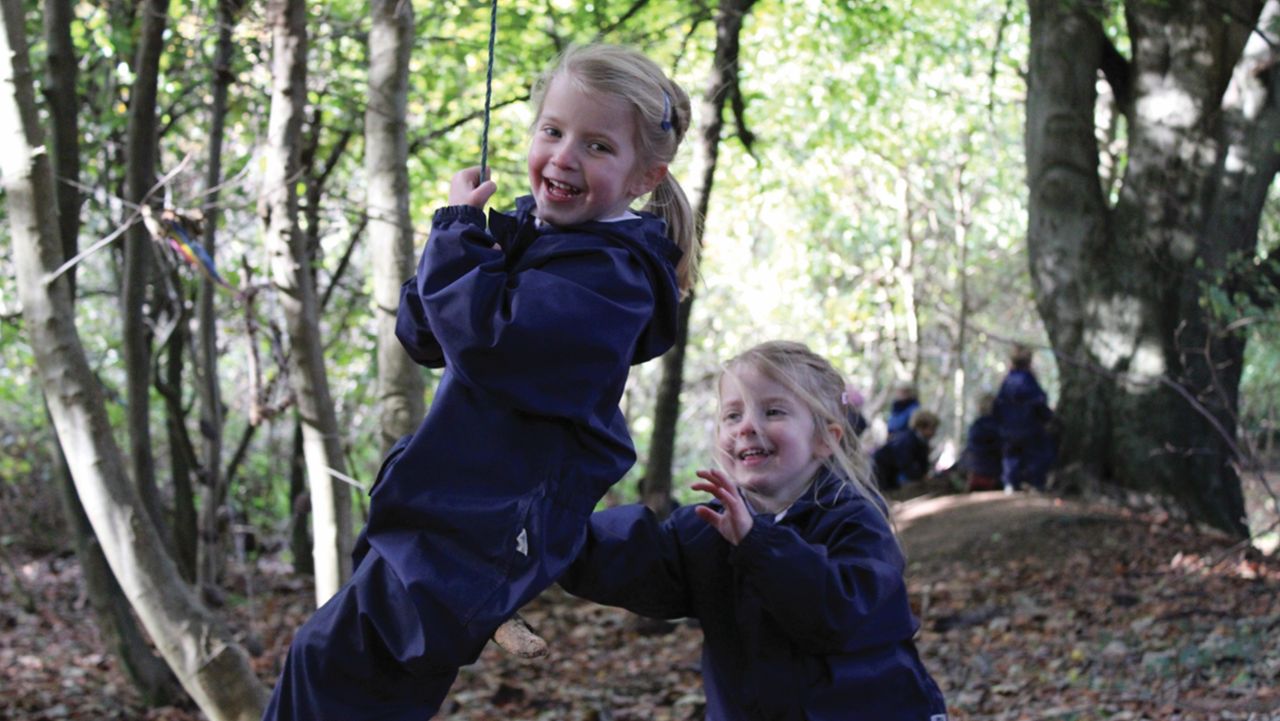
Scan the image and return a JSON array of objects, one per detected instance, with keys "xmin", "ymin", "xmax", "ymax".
[{"xmin": 43, "ymin": 154, "xmax": 194, "ymax": 285}]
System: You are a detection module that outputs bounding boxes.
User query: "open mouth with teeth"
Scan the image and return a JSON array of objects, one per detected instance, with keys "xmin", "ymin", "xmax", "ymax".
[
  {"xmin": 544, "ymin": 178, "xmax": 582, "ymax": 200},
  {"xmin": 738, "ymin": 448, "xmax": 772, "ymax": 464}
]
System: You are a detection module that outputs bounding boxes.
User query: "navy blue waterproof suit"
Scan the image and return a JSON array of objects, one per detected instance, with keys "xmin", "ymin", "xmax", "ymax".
[
  {"xmin": 262, "ymin": 196, "xmax": 681, "ymax": 720},
  {"xmin": 872, "ymin": 430, "xmax": 931, "ymax": 491},
  {"xmin": 560, "ymin": 472, "xmax": 948, "ymax": 720},
  {"xmin": 992, "ymin": 368, "xmax": 1056, "ymax": 491},
  {"xmin": 962, "ymin": 414, "xmax": 1002, "ymax": 479},
  {"xmin": 885, "ymin": 398, "xmax": 920, "ymax": 436}
]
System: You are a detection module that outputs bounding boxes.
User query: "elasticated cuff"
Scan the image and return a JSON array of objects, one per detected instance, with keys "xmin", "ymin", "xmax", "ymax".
[{"xmin": 431, "ymin": 205, "xmax": 487, "ymax": 227}]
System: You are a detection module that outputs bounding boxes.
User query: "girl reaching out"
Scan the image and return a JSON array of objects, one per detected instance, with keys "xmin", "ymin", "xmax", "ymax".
[
  {"xmin": 263, "ymin": 43, "xmax": 696, "ymax": 720},
  {"xmin": 560, "ymin": 341, "xmax": 949, "ymax": 721}
]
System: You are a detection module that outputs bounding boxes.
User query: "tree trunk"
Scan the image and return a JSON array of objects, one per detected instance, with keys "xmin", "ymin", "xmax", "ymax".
[
  {"xmin": 40, "ymin": 0, "xmax": 184, "ymax": 702},
  {"xmin": 41, "ymin": 0, "xmax": 79, "ymax": 266},
  {"xmin": 163, "ymin": 311, "xmax": 199, "ymax": 582},
  {"xmin": 951, "ymin": 168, "xmax": 972, "ymax": 442},
  {"xmin": 0, "ymin": 3, "xmax": 269, "ymax": 716},
  {"xmin": 122, "ymin": 0, "xmax": 169, "ymax": 541},
  {"xmin": 640, "ymin": 0, "xmax": 756, "ymax": 516},
  {"xmin": 894, "ymin": 171, "xmax": 922, "ymax": 385},
  {"xmin": 368, "ymin": 0, "xmax": 425, "ymax": 451},
  {"xmin": 289, "ymin": 420, "xmax": 313, "ymax": 576},
  {"xmin": 1025, "ymin": 0, "xmax": 1272, "ymax": 536},
  {"xmin": 195, "ymin": 0, "xmax": 240, "ymax": 592},
  {"xmin": 51, "ymin": 439, "xmax": 185, "ymax": 705},
  {"xmin": 261, "ymin": 0, "xmax": 352, "ymax": 603}
]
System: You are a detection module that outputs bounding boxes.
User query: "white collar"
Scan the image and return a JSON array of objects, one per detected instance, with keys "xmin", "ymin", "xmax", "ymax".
[{"xmin": 533, "ymin": 210, "xmax": 639, "ymax": 228}]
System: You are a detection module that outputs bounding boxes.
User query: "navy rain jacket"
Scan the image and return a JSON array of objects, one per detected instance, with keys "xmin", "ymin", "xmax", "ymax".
[
  {"xmin": 376, "ymin": 196, "xmax": 681, "ymax": 662},
  {"xmin": 992, "ymin": 368, "xmax": 1056, "ymax": 489},
  {"xmin": 962, "ymin": 414, "xmax": 1002, "ymax": 478},
  {"xmin": 872, "ymin": 430, "xmax": 931, "ymax": 490},
  {"xmin": 559, "ymin": 472, "xmax": 948, "ymax": 721},
  {"xmin": 262, "ymin": 196, "xmax": 681, "ymax": 721},
  {"xmin": 992, "ymin": 369, "xmax": 1051, "ymax": 444},
  {"xmin": 885, "ymin": 398, "xmax": 920, "ymax": 436}
]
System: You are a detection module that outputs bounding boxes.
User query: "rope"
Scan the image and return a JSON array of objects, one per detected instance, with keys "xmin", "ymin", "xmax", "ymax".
[{"xmin": 479, "ymin": 0, "xmax": 498, "ymax": 187}]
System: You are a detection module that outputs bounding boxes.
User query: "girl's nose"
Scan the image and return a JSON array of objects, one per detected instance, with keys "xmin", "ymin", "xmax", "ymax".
[{"xmin": 550, "ymin": 144, "xmax": 577, "ymax": 169}]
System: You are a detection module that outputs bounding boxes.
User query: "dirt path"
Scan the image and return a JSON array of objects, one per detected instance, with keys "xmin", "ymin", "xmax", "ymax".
[{"xmin": 894, "ymin": 490, "xmax": 1124, "ymax": 562}]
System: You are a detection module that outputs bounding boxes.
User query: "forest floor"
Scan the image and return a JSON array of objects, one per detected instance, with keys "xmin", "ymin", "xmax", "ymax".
[{"xmin": 2, "ymin": 489, "xmax": 1278, "ymax": 721}]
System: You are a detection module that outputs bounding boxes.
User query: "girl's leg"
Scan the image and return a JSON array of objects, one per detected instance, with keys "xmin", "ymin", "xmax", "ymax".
[{"xmin": 262, "ymin": 550, "xmax": 462, "ymax": 721}]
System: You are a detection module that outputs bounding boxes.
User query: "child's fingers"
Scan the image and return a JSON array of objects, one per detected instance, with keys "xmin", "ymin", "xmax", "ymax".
[
  {"xmin": 461, "ymin": 166, "xmax": 490, "ymax": 187},
  {"xmin": 471, "ymin": 179, "xmax": 498, "ymax": 206},
  {"xmin": 691, "ymin": 480, "xmax": 732, "ymax": 505},
  {"xmin": 695, "ymin": 471, "xmax": 744, "ymax": 508},
  {"xmin": 694, "ymin": 468, "xmax": 734, "ymax": 492},
  {"xmin": 693, "ymin": 505, "xmax": 722, "ymax": 526},
  {"xmin": 693, "ymin": 489, "xmax": 750, "ymax": 545},
  {"xmin": 448, "ymin": 168, "xmax": 498, "ymax": 207},
  {"xmin": 692, "ymin": 471, "xmax": 752, "ymax": 545}
]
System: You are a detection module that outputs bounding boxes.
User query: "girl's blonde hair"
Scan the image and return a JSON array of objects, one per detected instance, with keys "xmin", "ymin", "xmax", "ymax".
[
  {"xmin": 719, "ymin": 341, "xmax": 885, "ymax": 514},
  {"xmin": 531, "ymin": 43, "xmax": 698, "ymax": 296}
]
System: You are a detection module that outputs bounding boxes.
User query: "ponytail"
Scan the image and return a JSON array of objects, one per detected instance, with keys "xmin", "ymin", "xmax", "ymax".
[{"xmin": 644, "ymin": 173, "xmax": 698, "ymax": 298}]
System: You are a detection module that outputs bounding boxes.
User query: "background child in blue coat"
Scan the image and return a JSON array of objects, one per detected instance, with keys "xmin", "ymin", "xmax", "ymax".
[
  {"xmin": 885, "ymin": 380, "xmax": 921, "ymax": 437},
  {"xmin": 873, "ymin": 409, "xmax": 940, "ymax": 491},
  {"xmin": 263, "ymin": 44, "xmax": 697, "ymax": 721},
  {"xmin": 962, "ymin": 393, "xmax": 1002, "ymax": 491},
  {"xmin": 560, "ymin": 341, "xmax": 948, "ymax": 721},
  {"xmin": 993, "ymin": 344, "xmax": 1056, "ymax": 492}
]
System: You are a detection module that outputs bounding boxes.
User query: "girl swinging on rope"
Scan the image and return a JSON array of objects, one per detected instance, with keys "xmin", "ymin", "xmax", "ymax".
[{"xmin": 263, "ymin": 43, "xmax": 696, "ymax": 720}]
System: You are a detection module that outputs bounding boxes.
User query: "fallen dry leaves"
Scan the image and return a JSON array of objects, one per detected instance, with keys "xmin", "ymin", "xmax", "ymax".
[
  {"xmin": 1, "ymin": 495, "xmax": 1277, "ymax": 720},
  {"xmin": 907, "ymin": 501, "xmax": 1279, "ymax": 721}
]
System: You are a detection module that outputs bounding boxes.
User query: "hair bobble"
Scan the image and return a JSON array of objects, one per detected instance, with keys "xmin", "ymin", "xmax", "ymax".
[
  {"xmin": 842, "ymin": 387, "xmax": 864, "ymax": 407},
  {"xmin": 661, "ymin": 91, "xmax": 673, "ymax": 132}
]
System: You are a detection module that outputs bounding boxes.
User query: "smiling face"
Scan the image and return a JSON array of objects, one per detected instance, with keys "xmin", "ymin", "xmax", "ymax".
[
  {"xmin": 716, "ymin": 364, "xmax": 839, "ymax": 513},
  {"xmin": 527, "ymin": 74, "xmax": 663, "ymax": 227}
]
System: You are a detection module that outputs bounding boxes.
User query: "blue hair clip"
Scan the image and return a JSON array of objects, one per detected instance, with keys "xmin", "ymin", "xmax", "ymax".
[{"xmin": 661, "ymin": 91, "xmax": 673, "ymax": 132}]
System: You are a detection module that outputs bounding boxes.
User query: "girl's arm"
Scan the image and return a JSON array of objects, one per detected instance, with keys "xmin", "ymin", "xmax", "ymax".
[
  {"xmin": 394, "ymin": 168, "xmax": 500, "ymax": 369},
  {"xmin": 557, "ymin": 505, "xmax": 693, "ymax": 619},
  {"xmin": 728, "ymin": 501, "xmax": 918, "ymax": 654},
  {"xmin": 395, "ymin": 278, "xmax": 446, "ymax": 367}
]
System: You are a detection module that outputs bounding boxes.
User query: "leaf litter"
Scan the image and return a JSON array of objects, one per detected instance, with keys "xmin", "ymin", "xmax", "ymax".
[{"xmin": 1, "ymin": 494, "xmax": 1277, "ymax": 720}]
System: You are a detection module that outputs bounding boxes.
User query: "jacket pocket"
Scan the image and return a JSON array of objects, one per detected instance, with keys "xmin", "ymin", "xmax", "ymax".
[{"xmin": 424, "ymin": 487, "xmax": 540, "ymax": 626}]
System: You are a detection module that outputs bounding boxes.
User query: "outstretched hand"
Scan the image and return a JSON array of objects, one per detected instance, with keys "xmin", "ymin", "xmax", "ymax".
[
  {"xmin": 692, "ymin": 469, "xmax": 754, "ymax": 546},
  {"xmin": 449, "ymin": 166, "xmax": 497, "ymax": 209}
]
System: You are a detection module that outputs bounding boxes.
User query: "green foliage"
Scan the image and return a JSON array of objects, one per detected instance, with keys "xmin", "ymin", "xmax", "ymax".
[
  {"xmin": 685, "ymin": 0, "xmax": 1042, "ymax": 475},
  {"xmin": 10, "ymin": 0, "xmax": 1278, "ymax": 554}
]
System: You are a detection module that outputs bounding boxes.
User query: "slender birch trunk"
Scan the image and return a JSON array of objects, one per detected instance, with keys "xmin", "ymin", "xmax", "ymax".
[
  {"xmin": 261, "ymin": 0, "xmax": 352, "ymax": 603},
  {"xmin": 1, "ymin": 3, "xmax": 268, "ymax": 716}
]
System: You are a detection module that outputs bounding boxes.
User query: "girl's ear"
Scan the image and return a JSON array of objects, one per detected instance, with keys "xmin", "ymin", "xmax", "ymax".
[
  {"xmin": 628, "ymin": 162, "xmax": 668, "ymax": 197},
  {"xmin": 815, "ymin": 423, "xmax": 843, "ymax": 459}
]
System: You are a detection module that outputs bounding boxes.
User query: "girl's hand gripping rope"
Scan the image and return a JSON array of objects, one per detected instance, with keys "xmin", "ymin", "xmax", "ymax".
[{"xmin": 449, "ymin": 166, "xmax": 498, "ymax": 209}]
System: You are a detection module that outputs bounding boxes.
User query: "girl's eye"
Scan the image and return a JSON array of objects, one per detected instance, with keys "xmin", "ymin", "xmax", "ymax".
[
  {"xmin": 541, "ymin": 127, "xmax": 561, "ymax": 138},
  {"xmin": 588, "ymin": 141, "xmax": 613, "ymax": 154},
  {"xmin": 722, "ymin": 411, "xmax": 742, "ymax": 423},
  {"xmin": 766, "ymin": 407, "xmax": 786, "ymax": 417}
]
